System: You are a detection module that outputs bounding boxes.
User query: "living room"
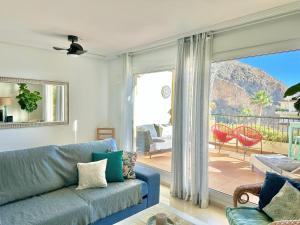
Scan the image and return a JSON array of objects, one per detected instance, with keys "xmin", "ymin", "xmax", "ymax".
[{"xmin": 0, "ymin": 1, "xmax": 300, "ymax": 225}]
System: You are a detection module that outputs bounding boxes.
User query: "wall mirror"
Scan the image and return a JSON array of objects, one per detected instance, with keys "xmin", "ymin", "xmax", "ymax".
[{"xmin": 0, "ymin": 77, "xmax": 69, "ymax": 129}]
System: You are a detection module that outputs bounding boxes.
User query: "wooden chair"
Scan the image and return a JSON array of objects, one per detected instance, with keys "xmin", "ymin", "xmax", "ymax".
[{"xmin": 96, "ymin": 128, "xmax": 115, "ymax": 140}]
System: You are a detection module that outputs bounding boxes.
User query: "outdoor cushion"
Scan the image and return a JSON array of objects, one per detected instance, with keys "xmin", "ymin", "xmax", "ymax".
[
  {"xmin": 226, "ymin": 207, "xmax": 272, "ymax": 225},
  {"xmin": 259, "ymin": 172, "xmax": 300, "ymax": 209},
  {"xmin": 255, "ymin": 154, "xmax": 300, "ymax": 173},
  {"xmin": 0, "ymin": 187, "xmax": 90, "ymax": 225},
  {"xmin": 70, "ymin": 179, "xmax": 146, "ymax": 223},
  {"xmin": 140, "ymin": 124, "xmax": 158, "ymax": 137}
]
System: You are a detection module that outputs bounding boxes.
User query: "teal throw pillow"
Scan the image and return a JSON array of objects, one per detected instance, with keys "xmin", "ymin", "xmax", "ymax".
[{"xmin": 92, "ymin": 151, "xmax": 124, "ymax": 182}]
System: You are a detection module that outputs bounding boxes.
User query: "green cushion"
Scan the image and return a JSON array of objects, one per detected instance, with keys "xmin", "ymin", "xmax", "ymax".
[
  {"xmin": 226, "ymin": 207, "xmax": 272, "ymax": 225},
  {"xmin": 92, "ymin": 151, "xmax": 124, "ymax": 182}
]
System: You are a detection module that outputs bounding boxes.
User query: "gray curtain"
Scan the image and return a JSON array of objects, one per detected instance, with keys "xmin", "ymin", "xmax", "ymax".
[
  {"xmin": 120, "ymin": 53, "xmax": 134, "ymax": 151},
  {"xmin": 171, "ymin": 33, "xmax": 212, "ymax": 208}
]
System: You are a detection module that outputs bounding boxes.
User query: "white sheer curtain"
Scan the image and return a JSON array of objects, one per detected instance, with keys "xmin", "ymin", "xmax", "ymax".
[
  {"xmin": 120, "ymin": 53, "xmax": 134, "ymax": 151},
  {"xmin": 171, "ymin": 33, "xmax": 212, "ymax": 208}
]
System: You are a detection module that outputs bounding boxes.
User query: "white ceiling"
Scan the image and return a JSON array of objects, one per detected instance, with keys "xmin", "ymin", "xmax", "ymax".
[{"xmin": 0, "ymin": 0, "xmax": 297, "ymax": 57}]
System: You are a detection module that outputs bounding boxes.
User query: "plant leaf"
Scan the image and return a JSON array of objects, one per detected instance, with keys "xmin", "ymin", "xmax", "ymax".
[{"xmin": 284, "ymin": 82, "xmax": 300, "ymax": 97}]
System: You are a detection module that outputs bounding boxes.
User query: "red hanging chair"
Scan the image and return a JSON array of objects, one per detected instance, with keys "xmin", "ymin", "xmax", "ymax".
[
  {"xmin": 211, "ymin": 124, "xmax": 235, "ymax": 152},
  {"xmin": 234, "ymin": 126, "xmax": 263, "ymax": 159}
]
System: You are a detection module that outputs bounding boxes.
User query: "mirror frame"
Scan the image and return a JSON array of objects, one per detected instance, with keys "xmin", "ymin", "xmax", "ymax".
[{"xmin": 0, "ymin": 76, "xmax": 69, "ymax": 129}]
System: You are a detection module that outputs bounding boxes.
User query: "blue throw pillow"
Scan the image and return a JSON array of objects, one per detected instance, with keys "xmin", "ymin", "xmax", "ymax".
[{"xmin": 259, "ymin": 172, "xmax": 300, "ymax": 209}]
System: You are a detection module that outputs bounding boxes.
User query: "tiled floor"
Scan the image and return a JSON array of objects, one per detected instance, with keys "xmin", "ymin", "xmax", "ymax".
[
  {"xmin": 160, "ymin": 185, "xmax": 229, "ymax": 225},
  {"xmin": 137, "ymin": 146, "xmax": 265, "ymax": 201}
]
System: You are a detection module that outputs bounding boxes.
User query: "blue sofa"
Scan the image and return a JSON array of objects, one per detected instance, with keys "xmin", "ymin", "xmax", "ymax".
[{"xmin": 0, "ymin": 139, "xmax": 160, "ymax": 225}]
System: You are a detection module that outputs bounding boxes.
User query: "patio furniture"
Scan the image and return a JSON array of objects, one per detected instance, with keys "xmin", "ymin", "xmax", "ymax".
[
  {"xmin": 251, "ymin": 154, "xmax": 300, "ymax": 179},
  {"xmin": 288, "ymin": 122, "xmax": 300, "ymax": 160},
  {"xmin": 234, "ymin": 126, "xmax": 263, "ymax": 159},
  {"xmin": 211, "ymin": 124, "xmax": 235, "ymax": 152},
  {"xmin": 227, "ymin": 174, "xmax": 300, "ymax": 225},
  {"xmin": 136, "ymin": 124, "xmax": 172, "ymax": 158}
]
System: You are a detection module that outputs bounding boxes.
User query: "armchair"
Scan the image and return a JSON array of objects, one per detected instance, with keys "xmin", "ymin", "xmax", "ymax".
[{"xmin": 228, "ymin": 181, "xmax": 300, "ymax": 225}]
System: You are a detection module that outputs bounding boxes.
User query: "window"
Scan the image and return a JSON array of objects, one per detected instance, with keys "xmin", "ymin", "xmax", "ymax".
[{"xmin": 209, "ymin": 50, "xmax": 300, "ymax": 202}]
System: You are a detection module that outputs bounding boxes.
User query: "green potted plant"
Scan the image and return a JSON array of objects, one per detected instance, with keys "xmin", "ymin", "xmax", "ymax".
[
  {"xmin": 284, "ymin": 82, "xmax": 300, "ymax": 116},
  {"xmin": 16, "ymin": 83, "xmax": 42, "ymax": 121}
]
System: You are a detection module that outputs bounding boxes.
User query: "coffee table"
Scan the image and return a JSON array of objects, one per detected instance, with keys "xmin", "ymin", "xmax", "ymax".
[{"xmin": 115, "ymin": 203, "xmax": 207, "ymax": 225}]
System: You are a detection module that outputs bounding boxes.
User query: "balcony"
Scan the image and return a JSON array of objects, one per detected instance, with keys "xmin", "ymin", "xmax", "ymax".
[{"xmin": 136, "ymin": 114, "xmax": 300, "ymax": 200}]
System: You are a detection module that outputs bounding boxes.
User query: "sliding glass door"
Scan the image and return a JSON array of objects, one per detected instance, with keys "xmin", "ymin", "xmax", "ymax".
[
  {"xmin": 208, "ymin": 50, "xmax": 300, "ymax": 203},
  {"xmin": 133, "ymin": 71, "xmax": 173, "ymax": 173}
]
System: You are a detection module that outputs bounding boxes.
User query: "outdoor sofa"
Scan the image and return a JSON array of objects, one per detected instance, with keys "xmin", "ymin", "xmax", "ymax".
[{"xmin": 136, "ymin": 124, "xmax": 172, "ymax": 158}]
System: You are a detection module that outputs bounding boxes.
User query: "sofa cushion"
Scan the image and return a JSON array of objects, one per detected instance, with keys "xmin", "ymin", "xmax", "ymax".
[
  {"xmin": 0, "ymin": 139, "xmax": 118, "ymax": 206},
  {"xmin": 77, "ymin": 160, "xmax": 108, "ymax": 190},
  {"xmin": 0, "ymin": 145, "xmax": 64, "ymax": 206},
  {"xmin": 0, "ymin": 188, "xmax": 90, "ymax": 225},
  {"xmin": 70, "ymin": 179, "xmax": 146, "ymax": 223},
  {"xmin": 92, "ymin": 151, "xmax": 124, "ymax": 182},
  {"xmin": 259, "ymin": 172, "xmax": 300, "ymax": 209},
  {"xmin": 226, "ymin": 207, "xmax": 272, "ymax": 225},
  {"xmin": 122, "ymin": 151, "xmax": 138, "ymax": 179},
  {"xmin": 263, "ymin": 181, "xmax": 300, "ymax": 221},
  {"xmin": 55, "ymin": 139, "xmax": 119, "ymax": 186}
]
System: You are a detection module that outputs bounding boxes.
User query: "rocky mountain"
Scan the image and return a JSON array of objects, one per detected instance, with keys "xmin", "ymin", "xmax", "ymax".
[{"xmin": 210, "ymin": 60, "xmax": 287, "ymax": 116}]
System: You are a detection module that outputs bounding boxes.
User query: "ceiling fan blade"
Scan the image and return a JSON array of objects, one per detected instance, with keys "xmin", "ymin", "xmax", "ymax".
[
  {"xmin": 76, "ymin": 50, "xmax": 88, "ymax": 55},
  {"xmin": 53, "ymin": 46, "xmax": 68, "ymax": 51}
]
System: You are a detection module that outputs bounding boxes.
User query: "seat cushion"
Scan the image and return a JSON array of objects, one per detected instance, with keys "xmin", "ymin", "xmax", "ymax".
[
  {"xmin": 0, "ymin": 188, "xmax": 90, "ymax": 225},
  {"xmin": 69, "ymin": 179, "xmax": 147, "ymax": 223},
  {"xmin": 226, "ymin": 207, "xmax": 272, "ymax": 225}
]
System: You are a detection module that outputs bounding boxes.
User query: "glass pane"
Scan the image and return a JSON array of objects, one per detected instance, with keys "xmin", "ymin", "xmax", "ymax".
[
  {"xmin": 0, "ymin": 82, "xmax": 65, "ymax": 123},
  {"xmin": 209, "ymin": 50, "xmax": 300, "ymax": 203},
  {"xmin": 134, "ymin": 71, "xmax": 173, "ymax": 172}
]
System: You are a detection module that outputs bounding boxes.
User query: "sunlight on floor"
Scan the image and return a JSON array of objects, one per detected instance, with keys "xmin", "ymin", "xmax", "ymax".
[
  {"xmin": 160, "ymin": 185, "xmax": 229, "ymax": 225},
  {"xmin": 137, "ymin": 146, "xmax": 265, "ymax": 203}
]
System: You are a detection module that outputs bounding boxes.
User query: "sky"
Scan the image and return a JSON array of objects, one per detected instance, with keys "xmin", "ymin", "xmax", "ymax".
[{"xmin": 239, "ymin": 50, "xmax": 300, "ymax": 87}]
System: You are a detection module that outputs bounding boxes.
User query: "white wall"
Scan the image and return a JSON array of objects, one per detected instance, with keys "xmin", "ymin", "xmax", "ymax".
[{"xmin": 0, "ymin": 43, "xmax": 108, "ymax": 151}]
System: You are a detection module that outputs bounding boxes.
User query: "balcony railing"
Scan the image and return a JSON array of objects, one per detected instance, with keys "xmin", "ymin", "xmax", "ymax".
[{"xmin": 210, "ymin": 114, "xmax": 300, "ymax": 143}]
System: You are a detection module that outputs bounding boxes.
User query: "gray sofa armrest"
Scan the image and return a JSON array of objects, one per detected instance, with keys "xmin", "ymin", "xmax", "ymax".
[
  {"xmin": 136, "ymin": 130, "xmax": 153, "ymax": 153},
  {"xmin": 135, "ymin": 165, "xmax": 160, "ymax": 207}
]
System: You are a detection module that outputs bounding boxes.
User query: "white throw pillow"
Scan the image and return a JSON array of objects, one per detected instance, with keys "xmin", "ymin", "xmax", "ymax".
[
  {"xmin": 263, "ymin": 181, "xmax": 300, "ymax": 221},
  {"xmin": 76, "ymin": 159, "xmax": 107, "ymax": 190}
]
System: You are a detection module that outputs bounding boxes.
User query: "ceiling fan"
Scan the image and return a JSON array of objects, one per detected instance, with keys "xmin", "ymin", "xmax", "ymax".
[{"xmin": 53, "ymin": 35, "xmax": 87, "ymax": 56}]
